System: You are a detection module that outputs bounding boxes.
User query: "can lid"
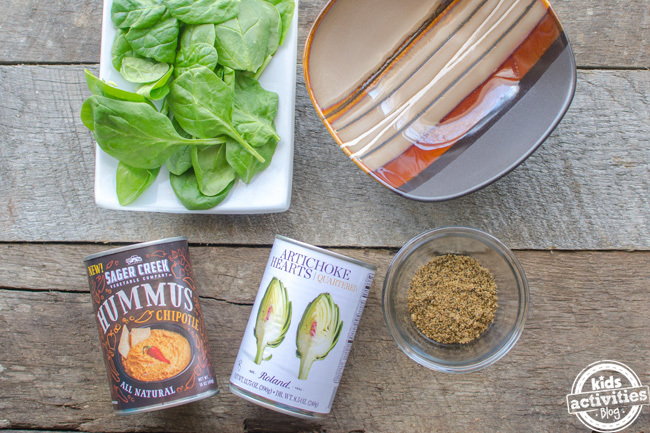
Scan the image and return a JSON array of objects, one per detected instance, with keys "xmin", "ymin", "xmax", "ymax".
[
  {"xmin": 83, "ymin": 237, "xmax": 188, "ymax": 262},
  {"xmin": 275, "ymin": 235, "xmax": 378, "ymax": 271}
]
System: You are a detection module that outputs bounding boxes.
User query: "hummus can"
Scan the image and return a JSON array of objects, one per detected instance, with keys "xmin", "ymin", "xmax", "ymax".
[
  {"xmin": 84, "ymin": 237, "xmax": 219, "ymax": 414},
  {"xmin": 229, "ymin": 235, "xmax": 377, "ymax": 419}
]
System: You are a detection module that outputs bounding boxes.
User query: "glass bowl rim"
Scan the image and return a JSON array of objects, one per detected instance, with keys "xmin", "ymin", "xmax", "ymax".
[{"xmin": 382, "ymin": 226, "xmax": 529, "ymax": 373}]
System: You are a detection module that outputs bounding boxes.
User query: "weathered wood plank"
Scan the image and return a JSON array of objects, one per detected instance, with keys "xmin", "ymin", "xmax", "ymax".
[
  {"xmin": 0, "ymin": 0, "xmax": 647, "ymax": 68},
  {"xmin": 0, "ymin": 247, "xmax": 648, "ymax": 432},
  {"xmin": 0, "ymin": 244, "xmax": 384, "ymax": 299},
  {"xmin": 0, "ymin": 66, "xmax": 648, "ymax": 249}
]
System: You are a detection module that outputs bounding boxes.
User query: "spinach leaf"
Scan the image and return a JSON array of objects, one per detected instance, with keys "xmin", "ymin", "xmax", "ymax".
[
  {"xmin": 175, "ymin": 24, "xmax": 218, "ymax": 77},
  {"xmin": 171, "ymin": 116, "xmax": 192, "ymax": 138},
  {"xmin": 222, "ymin": 66, "xmax": 235, "ymax": 91},
  {"xmin": 263, "ymin": 0, "xmax": 294, "ymax": 45},
  {"xmin": 81, "ymin": 95, "xmax": 225, "ymax": 168},
  {"xmin": 137, "ymin": 82, "xmax": 170, "ymax": 100},
  {"xmin": 126, "ymin": 12, "xmax": 180, "ymax": 64},
  {"xmin": 191, "ymin": 143, "xmax": 236, "ymax": 196},
  {"xmin": 170, "ymin": 168, "xmax": 235, "ymax": 210},
  {"xmin": 259, "ymin": 0, "xmax": 281, "ymax": 58},
  {"xmin": 174, "ymin": 43, "xmax": 218, "ymax": 77},
  {"xmin": 168, "ymin": 66, "xmax": 264, "ymax": 161},
  {"xmin": 251, "ymin": 55, "xmax": 272, "ymax": 80},
  {"xmin": 160, "ymin": 97, "xmax": 170, "ymax": 116},
  {"xmin": 135, "ymin": 66, "xmax": 174, "ymax": 99},
  {"xmin": 162, "ymin": 0, "xmax": 240, "ymax": 24},
  {"xmin": 232, "ymin": 73, "xmax": 280, "ymax": 147},
  {"xmin": 84, "ymin": 70, "xmax": 151, "ymax": 105},
  {"xmin": 225, "ymin": 137, "xmax": 276, "ymax": 183},
  {"xmin": 248, "ymin": 1, "xmax": 280, "ymax": 78},
  {"xmin": 111, "ymin": 0, "xmax": 167, "ymax": 29},
  {"xmin": 165, "ymin": 117, "xmax": 193, "ymax": 174},
  {"xmin": 120, "ymin": 57, "xmax": 171, "ymax": 83},
  {"xmin": 168, "ymin": 66, "xmax": 231, "ymax": 138},
  {"xmin": 214, "ymin": 0, "xmax": 272, "ymax": 72},
  {"xmin": 166, "ymin": 145, "xmax": 193, "ymax": 175},
  {"xmin": 216, "ymin": 65, "xmax": 236, "ymax": 92},
  {"xmin": 111, "ymin": 28, "xmax": 136, "ymax": 71},
  {"xmin": 116, "ymin": 162, "xmax": 160, "ymax": 205},
  {"xmin": 179, "ymin": 23, "xmax": 216, "ymax": 46}
]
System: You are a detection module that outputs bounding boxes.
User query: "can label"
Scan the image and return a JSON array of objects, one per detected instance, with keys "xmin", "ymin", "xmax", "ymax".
[
  {"xmin": 84, "ymin": 238, "xmax": 218, "ymax": 413},
  {"xmin": 230, "ymin": 236, "xmax": 376, "ymax": 415}
]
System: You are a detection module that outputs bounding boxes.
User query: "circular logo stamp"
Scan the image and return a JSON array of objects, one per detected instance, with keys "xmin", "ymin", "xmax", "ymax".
[{"xmin": 566, "ymin": 360, "xmax": 649, "ymax": 432}]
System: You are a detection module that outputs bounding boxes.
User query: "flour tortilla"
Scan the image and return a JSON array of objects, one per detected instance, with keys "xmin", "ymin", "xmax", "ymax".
[
  {"xmin": 130, "ymin": 327, "xmax": 151, "ymax": 348},
  {"xmin": 118, "ymin": 326, "xmax": 130, "ymax": 358}
]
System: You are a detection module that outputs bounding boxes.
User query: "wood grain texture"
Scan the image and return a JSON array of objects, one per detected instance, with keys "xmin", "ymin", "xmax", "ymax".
[
  {"xmin": 0, "ymin": 246, "xmax": 648, "ymax": 432},
  {"xmin": 0, "ymin": 0, "xmax": 648, "ymax": 68},
  {"xmin": 1, "ymin": 1, "xmax": 648, "ymax": 432},
  {"xmin": 0, "ymin": 66, "xmax": 648, "ymax": 249}
]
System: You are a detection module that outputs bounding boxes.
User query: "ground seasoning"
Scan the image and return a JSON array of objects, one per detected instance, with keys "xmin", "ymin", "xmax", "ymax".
[{"xmin": 407, "ymin": 254, "xmax": 498, "ymax": 344}]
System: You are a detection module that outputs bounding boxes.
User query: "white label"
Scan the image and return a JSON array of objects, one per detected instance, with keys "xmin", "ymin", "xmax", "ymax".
[{"xmin": 230, "ymin": 238, "xmax": 375, "ymax": 414}]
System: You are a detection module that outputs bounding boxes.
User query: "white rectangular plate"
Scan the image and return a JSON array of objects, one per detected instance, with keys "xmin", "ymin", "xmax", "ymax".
[{"xmin": 95, "ymin": 0, "xmax": 297, "ymax": 214}]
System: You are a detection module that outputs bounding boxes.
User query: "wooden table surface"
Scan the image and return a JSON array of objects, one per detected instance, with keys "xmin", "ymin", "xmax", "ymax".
[{"xmin": 0, "ymin": 0, "xmax": 648, "ymax": 432}]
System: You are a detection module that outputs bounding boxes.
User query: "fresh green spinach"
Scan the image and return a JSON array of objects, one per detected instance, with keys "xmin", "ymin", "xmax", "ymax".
[
  {"xmin": 168, "ymin": 66, "xmax": 264, "ymax": 161},
  {"xmin": 126, "ymin": 12, "xmax": 180, "ymax": 63},
  {"xmin": 191, "ymin": 143, "xmax": 236, "ymax": 196},
  {"xmin": 135, "ymin": 66, "xmax": 174, "ymax": 99},
  {"xmin": 249, "ymin": 1, "xmax": 281, "ymax": 78},
  {"xmin": 116, "ymin": 162, "xmax": 160, "ymax": 205},
  {"xmin": 232, "ymin": 73, "xmax": 280, "ymax": 147},
  {"xmin": 111, "ymin": 29, "xmax": 137, "ymax": 71},
  {"xmin": 220, "ymin": 65, "xmax": 236, "ymax": 92},
  {"xmin": 259, "ymin": 0, "xmax": 281, "ymax": 58},
  {"xmin": 166, "ymin": 145, "xmax": 193, "ymax": 175},
  {"xmin": 84, "ymin": 70, "xmax": 151, "ymax": 105},
  {"xmin": 83, "ymin": 0, "xmax": 295, "ymax": 210},
  {"xmin": 120, "ymin": 57, "xmax": 171, "ymax": 83},
  {"xmin": 111, "ymin": 0, "xmax": 167, "ymax": 29},
  {"xmin": 174, "ymin": 24, "xmax": 219, "ymax": 76},
  {"xmin": 174, "ymin": 43, "xmax": 219, "ymax": 77},
  {"xmin": 162, "ymin": 0, "xmax": 240, "ymax": 24},
  {"xmin": 263, "ymin": 0, "xmax": 294, "ymax": 45},
  {"xmin": 136, "ymin": 82, "xmax": 170, "ymax": 100},
  {"xmin": 82, "ymin": 95, "xmax": 225, "ymax": 168},
  {"xmin": 180, "ymin": 23, "xmax": 217, "ymax": 46},
  {"xmin": 168, "ymin": 66, "xmax": 233, "ymax": 138},
  {"xmin": 225, "ymin": 137, "xmax": 276, "ymax": 183},
  {"xmin": 170, "ymin": 168, "xmax": 235, "ymax": 209},
  {"xmin": 214, "ymin": 0, "xmax": 273, "ymax": 72}
]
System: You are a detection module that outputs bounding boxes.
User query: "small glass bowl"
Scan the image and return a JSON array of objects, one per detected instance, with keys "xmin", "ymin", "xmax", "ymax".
[{"xmin": 382, "ymin": 227, "xmax": 528, "ymax": 373}]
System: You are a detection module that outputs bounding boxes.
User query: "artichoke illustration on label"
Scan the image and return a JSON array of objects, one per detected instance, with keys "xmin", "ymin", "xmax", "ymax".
[
  {"xmin": 254, "ymin": 277, "xmax": 292, "ymax": 364},
  {"xmin": 296, "ymin": 293, "xmax": 343, "ymax": 380}
]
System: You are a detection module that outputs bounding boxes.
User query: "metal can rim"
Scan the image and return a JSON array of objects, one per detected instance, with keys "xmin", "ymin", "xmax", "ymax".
[
  {"xmin": 114, "ymin": 388, "xmax": 219, "ymax": 415},
  {"xmin": 275, "ymin": 235, "xmax": 377, "ymax": 271},
  {"xmin": 83, "ymin": 236, "xmax": 188, "ymax": 262}
]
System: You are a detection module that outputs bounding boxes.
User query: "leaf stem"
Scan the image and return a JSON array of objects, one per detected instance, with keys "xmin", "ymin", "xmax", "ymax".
[
  {"xmin": 252, "ymin": 55, "xmax": 273, "ymax": 81},
  {"xmin": 230, "ymin": 129, "xmax": 265, "ymax": 162},
  {"xmin": 188, "ymin": 137, "xmax": 226, "ymax": 146}
]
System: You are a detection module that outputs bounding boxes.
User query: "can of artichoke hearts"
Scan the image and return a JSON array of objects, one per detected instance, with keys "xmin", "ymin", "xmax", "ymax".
[
  {"xmin": 229, "ymin": 235, "xmax": 377, "ymax": 419},
  {"xmin": 84, "ymin": 237, "xmax": 219, "ymax": 414}
]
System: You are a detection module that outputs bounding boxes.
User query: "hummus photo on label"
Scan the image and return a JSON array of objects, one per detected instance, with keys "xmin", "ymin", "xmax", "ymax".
[{"xmin": 119, "ymin": 327, "xmax": 192, "ymax": 382}]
